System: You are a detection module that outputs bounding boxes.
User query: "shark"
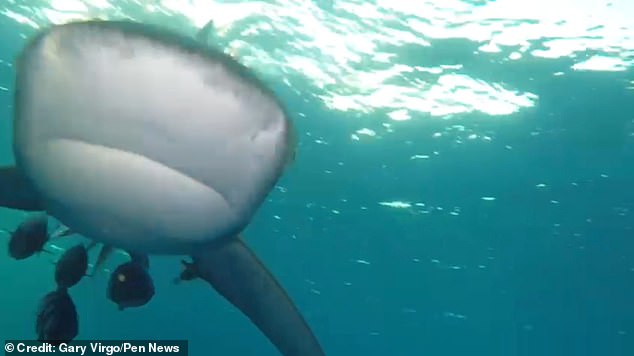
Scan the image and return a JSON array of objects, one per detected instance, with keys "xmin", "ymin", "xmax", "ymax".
[{"xmin": 0, "ymin": 20, "xmax": 324, "ymax": 356}]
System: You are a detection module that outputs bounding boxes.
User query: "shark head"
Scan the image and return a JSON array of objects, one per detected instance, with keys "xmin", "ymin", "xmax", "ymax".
[{"xmin": 13, "ymin": 21, "xmax": 294, "ymax": 254}]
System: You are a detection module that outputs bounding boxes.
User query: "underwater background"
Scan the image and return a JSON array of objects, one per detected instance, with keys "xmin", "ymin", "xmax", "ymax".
[{"xmin": 0, "ymin": 0, "xmax": 633, "ymax": 355}]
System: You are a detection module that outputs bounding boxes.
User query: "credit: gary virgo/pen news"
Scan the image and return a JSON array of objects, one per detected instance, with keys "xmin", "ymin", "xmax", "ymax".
[{"xmin": 11, "ymin": 342, "xmax": 181, "ymax": 355}]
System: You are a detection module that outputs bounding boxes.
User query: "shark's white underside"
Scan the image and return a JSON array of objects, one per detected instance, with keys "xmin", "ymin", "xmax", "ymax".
[
  {"xmin": 2, "ymin": 21, "xmax": 324, "ymax": 356},
  {"xmin": 14, "ymin": 22, "xmax": 291, "ymax": 254}
]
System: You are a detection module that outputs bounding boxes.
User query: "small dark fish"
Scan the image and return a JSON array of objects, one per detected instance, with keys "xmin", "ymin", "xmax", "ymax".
[
  {"xmin": 107, "ymin": 261, "xmax": 155, "ymax": 310},
  {"xmin": 173, "ymin": 259, "xmax": 199, "ymax": 284},
  {"xmin": 7, "ymin": 214, "xmax": 49, "ymax": 260},
  {"xmin": 35, "ymin": 288, "xmax": 78, "ymax": 346},
  {"xmin": 55, "ymin": 244, "xmax": 88, "ymax": 289}
]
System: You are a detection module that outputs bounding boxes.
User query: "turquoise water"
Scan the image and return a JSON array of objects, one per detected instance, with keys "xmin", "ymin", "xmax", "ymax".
[{"xmin": 1, "ymin": 1, "xmax": 634, "ymax": 355}]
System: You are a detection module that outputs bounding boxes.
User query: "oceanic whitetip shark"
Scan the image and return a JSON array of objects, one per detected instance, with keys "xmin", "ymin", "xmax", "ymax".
[{"xmin": 0, "ymin": 20, "xmax": 324, "ymax": 355}]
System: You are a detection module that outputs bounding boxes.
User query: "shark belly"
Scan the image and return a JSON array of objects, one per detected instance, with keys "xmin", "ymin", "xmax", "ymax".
[
  {"xmin": 13, "ymin": 21, "xmax": 291, "ymax": 254},
  {"xmin": 35, "ymin": 138, "xmax": 236, "ymax": 254}
]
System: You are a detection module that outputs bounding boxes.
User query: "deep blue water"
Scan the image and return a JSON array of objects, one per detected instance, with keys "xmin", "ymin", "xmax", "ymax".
[{"xmin": 1, "ymin": 2, "xmax": 633, "ymax": 356}]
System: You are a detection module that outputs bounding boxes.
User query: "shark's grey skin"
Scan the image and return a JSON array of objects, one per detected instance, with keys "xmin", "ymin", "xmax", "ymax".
[{"xmin": 0, "ymin": 20, "xmax": 322, "ymax": 356}]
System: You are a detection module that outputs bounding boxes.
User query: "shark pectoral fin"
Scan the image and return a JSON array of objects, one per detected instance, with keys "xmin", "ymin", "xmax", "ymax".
[
  {"xmin": 0, "ymin": 166, "xmax": 45, "ymax": 211},
  {"xmin": 192, "ymin": 238, "xmax": 325, "ymax": 356}
]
